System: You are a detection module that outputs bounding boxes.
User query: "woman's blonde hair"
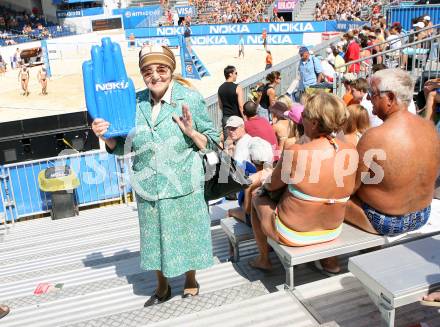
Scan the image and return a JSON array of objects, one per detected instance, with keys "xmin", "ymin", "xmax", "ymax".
[
  {"xmin": 275, "ymin": 95, "xmax": 300, "ymax": 138},
  {"xmin": 277, "ymin": 94, "xmax": 293, "ymax": 108},
  {"xmin": 343, "ymin": 104, "xmax": 370, "ymax": 134},
  {"xmin": 173, "ymin": 74, "xmax": 194, "ymax": 89},
  {"xmin": 303, "ymin": 92, "xmax": 348, "ymax": 135},
  {"xmin": 270, "ymin": 94, "xmax": 292, "ymax": 119}
]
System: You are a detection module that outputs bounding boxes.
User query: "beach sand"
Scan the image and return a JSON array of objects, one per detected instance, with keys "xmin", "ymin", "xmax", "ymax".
[{"xmin": 0, "ymin": 41, "xmax": 298, "ymax": 123}]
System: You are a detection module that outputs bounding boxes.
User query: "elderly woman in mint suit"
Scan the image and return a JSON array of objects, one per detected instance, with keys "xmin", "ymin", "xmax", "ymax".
[{"xmin": 92, "ymin": 45, "xmax": 219, "ymax": 306}]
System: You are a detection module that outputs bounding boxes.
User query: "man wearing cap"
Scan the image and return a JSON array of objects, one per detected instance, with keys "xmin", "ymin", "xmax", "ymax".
[
  {"xmin": 225, "ymin": 115, "xmax": 252, "ymax": 165},
  {"xmin": 92, "ymin": 45, "xmax": 219, "ymax": 306},
  {"xmin": 297, "ymin": 46, "xmax": 323, "ymax": 99}
]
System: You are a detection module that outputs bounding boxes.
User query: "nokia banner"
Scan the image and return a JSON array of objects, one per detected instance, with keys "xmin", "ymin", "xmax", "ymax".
[{"xmin": 127, "ymin": 21, "xmax": 328, "ymax": 38}]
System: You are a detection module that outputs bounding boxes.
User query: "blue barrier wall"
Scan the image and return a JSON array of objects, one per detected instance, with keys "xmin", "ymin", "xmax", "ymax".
[
  {"xmin": 387, "ymin": 5, "xmax": 440, "ymax": 30},
  {"xmin": 134, "ymin": 33, "xmax": 304, "ymax": 46},
  {"xmin": 125, "ymin": 21, "xmax": 365, "ymax": 46},
  {"xmin": 126, "ymin": 21, "xmax": 330, "ymax": 39},
  {"xmin": 56, "ymin": 7, "xmax": 104, "ymax": 18},
  {"xmin": 0, "ymin": 152, "xmax": 123, "ymax": 222}
]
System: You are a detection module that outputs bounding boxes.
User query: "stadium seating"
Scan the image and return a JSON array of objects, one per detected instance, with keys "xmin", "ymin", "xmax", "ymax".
[{"xmin": 0, "ymin": 4, "xmax": 76, "ymax": 45}]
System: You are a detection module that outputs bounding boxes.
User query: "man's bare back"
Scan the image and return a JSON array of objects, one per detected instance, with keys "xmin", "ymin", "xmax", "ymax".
[{"xmin": 357, "ymin": 110, "xmax": 440, "ymax": 215}]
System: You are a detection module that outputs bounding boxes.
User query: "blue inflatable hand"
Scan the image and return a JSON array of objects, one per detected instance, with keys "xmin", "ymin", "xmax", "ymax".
[{"xmin": 82, "ymin": 37, "xmax": 136, "ymax": 138}]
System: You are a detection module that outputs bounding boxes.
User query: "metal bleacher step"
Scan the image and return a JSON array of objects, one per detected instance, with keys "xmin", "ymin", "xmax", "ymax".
[
  {"xmin": 294, "ymin": 273, "xmax": 440, "ymax": 327},
  {"xmin": 148, "ymin": 287, "xmax": 319, "ymax": 327},
  {"xmin": 60, "ymin": 281, "xmax": 276, "ymax": 327},
  {"xmin": 0, "ymin": 262, "xmax": 251, "ymax": 327},
  {"xmin": 0, "ymin": 226, "xmax": 231, "ymax": 300}
]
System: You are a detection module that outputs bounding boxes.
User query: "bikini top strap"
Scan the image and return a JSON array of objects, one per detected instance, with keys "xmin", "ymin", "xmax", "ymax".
[{"xmin": 325, "ymin": 134, "xmax": 339, "ymax": 152}]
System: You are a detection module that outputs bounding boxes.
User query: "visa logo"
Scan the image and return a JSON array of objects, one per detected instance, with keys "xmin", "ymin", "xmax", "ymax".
[
  {"xmin": 176, "ymin": 6, "xmax": 194, "ymax": 16},
  {"xmin": 95, "ymin": 82, "xmax": 129, "ymax": 91}
]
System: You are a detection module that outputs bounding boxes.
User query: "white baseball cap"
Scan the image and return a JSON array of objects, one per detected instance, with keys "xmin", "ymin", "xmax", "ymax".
[
  {"xmin": 424, "ymin": 15, "xmax": 431, "ymax": 21},
  {"xmin": 225, "ymin": 116, "xmax": 244, "ymax": 128},
  {"xmin": 413, "ymin": 22, "xmax": 425, "ymax": 29}
]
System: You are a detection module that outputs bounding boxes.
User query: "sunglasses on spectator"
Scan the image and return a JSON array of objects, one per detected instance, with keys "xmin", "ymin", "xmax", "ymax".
[
  {"xmin": 141, "ymin": 65, "xmax": 170, "ymax": 79},
  {"xmin": 367, "ymin": 89, "xmax": 392, "ymax": 98}
]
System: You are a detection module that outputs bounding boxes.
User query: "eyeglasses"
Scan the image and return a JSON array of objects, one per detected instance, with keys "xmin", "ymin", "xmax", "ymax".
[
  {"xmin": 367, "ymin": 89, "xmax": 392, "ymax": 99},
  {"xmin": 141, "ymin": 65, "xmax": 170, "ymax": 79}
]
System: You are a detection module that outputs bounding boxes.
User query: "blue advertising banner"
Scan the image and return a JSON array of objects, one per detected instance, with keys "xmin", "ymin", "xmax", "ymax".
[
  {"xmin": 133, "ymin": 33, "xmax": 303, "ymax": 46},
  {"xmin": 175, "ymin": 6, "xmax": 197, "ymax": 17},
  {"xmin": 57, "ymin": 9, "xmax": 82, "ymax": 18},
  {"xmin": 112, "ymin": 6, "xmax": 163, "ymax": 29},
  {"xmin": 53, "ymin": 0, "xmax": 96, "ymax": 3},
  {"xmin": 40, "ymin": 40, "xmax": 52, "ymax": 78},
  {"xmin": 333, "ymin": 21, "xmax": 368, "ymax": 31},
  {"xmin": 56, "ymin": 7, "xmax": 103, "ymax": 18},
  {"xmin": 387, "ymin": 6, "xmax": 440, "ymax": 31},
  {"xmin": 126, "ymin": 21, "xmax": 328, "ymax": 38}
]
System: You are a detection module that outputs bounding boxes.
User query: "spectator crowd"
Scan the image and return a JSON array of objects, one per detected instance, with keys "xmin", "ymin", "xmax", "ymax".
[
  {"xmin": 193, "ymin": 0, "xmax": 276, "ymax": 24},
  {"xmin": 213, "ymin": 10, "xmax": 440, "ymax": 276},
  {"xmin": 0, "ymin": 4, "xmax": 75, "ymax": 46}
]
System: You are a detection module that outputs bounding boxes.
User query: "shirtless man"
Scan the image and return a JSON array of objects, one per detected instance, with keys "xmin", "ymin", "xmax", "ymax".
[
  {"xmin": 37, "ymin": 67, "xmax": 48, "ymax": 95},
  {"xmin": 18, "ymin": 65, "xmax": 30, "ymax": 96},
  {"xmin": 345, "ymin": 69, "xmax": 440, "ymax": 236}
]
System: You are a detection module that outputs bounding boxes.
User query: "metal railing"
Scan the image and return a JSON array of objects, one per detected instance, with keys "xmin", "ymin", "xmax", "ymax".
[
  {"xmin": 206, "ymin": 37, "xmax": 341, "ymax": 129},
  {"xmin": 0, "ymin": 36, "xmax": 341, "ymax": 223},
  {"xmin": 333, "ymin": 33, "xmax": 440, "ymax": 97},
  {"xmin": 0, "ymin": 150, "xmax": 128, "ymax": 223}
]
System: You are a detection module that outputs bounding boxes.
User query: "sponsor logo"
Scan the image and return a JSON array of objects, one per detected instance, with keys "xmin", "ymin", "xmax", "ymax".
[
  {"xmin": 57, "ymin": 10, "xmax": 82, "ymax": 18},
  {"xmin": 157, "ymin": 26, "xmax": 184, "ymax": 36},
  {"xmin": 95, "ymin": 82, "xmax": 129, "ymax": 92},
  {"xmin": 137, "ymin": 38, "xmax": 171, "ymax": 47},
  {"xmin": 191, "ymin": 35, "xmax": 228, "ymax": 45},
  {"xmin": 125, "ymin": 9, "xmax": 161, "ymax": 18},
  {"xmin": 277, "ymin": 0, "xmax": 299, "ymax": 10},
  {"xmin": 209, "ymin": 24, "xmax": 250, "ymax": 34},
  {"xmin": 269, "ymin": 22, "xmax": 315, "ymax": 33},
  {"xmin": 176, "ymin": 6, "xmax": 195, "ymax": 17},
  {"xmin": 186, "ymin": 65, "xmax": 193, "ymax": 73}
]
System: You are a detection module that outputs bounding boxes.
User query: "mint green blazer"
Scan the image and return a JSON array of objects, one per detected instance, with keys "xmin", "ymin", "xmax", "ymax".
[{"xmin": 109, "ymin": 81, "xmax": 219, "ymax": 201}]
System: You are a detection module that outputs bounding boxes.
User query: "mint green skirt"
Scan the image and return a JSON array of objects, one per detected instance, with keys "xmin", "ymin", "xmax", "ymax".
[{"xmin": 136, "ymin": 190, "xmax": 213, "ymax": 278}]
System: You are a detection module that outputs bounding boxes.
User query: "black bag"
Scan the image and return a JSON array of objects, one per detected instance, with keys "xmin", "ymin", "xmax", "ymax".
[{"xmin": 203, "ymin": 139, "xmax": 252, "ymax": 201}]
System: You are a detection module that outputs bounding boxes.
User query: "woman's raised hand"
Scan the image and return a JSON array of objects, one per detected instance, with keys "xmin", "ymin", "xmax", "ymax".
[
  {"xmin": 173, "ymin": 104, "xmax": 194, "ymax": 137},
  {"xmin": 92, "ymin": 118, "xmax": 110, "ymax": 140}
]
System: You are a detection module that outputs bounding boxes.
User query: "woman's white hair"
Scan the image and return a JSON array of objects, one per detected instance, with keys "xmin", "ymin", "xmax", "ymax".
[
  {"xmin": 371, "ymin": 69, "xmax": 414, "ymax": 106},
  {"xmin": 248, "ymin": 137, "xmax": 273, "ymax": 164}
]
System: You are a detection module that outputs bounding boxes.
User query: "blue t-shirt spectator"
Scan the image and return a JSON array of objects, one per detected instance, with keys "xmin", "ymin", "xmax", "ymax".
[{"xmin": 298, "ymin": 55, "xmax": 322, "ymax": 91}]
